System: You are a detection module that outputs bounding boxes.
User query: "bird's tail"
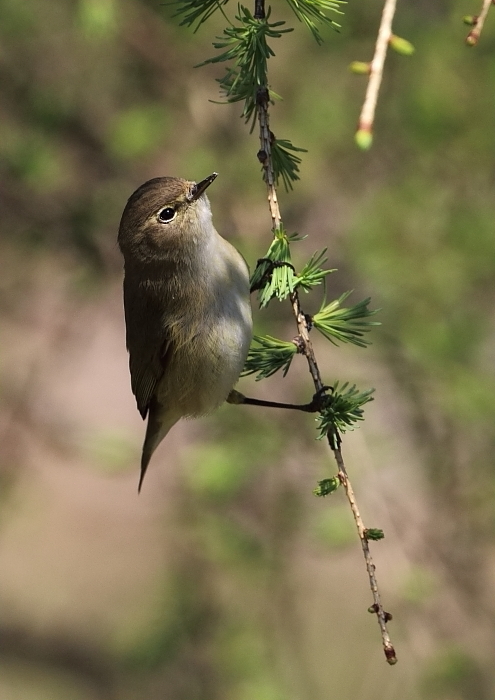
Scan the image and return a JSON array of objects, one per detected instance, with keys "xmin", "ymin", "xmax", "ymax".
[{"xmin": 139, "ymin": 406, "xmax": 179, "ymax": 493}]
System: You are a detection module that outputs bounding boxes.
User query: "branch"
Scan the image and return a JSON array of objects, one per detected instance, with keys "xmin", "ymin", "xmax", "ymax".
[
  {"xmin": 334, "ymin": 452, "xmax": 397, "ymax": 664},
  {"xmin": 355, "ymin": 0, "xmax": 397, "ymax": 150},
  {"xmin": 256, "ymin": 87, "xmax": 283, "ymax": 230},
  {"xmin": 465, "ymin": 0, "xmax": 494, "ymax": 46},
  {"xmin": 255, "ymin": 0, "xmax": 397, "ymax": 665}
]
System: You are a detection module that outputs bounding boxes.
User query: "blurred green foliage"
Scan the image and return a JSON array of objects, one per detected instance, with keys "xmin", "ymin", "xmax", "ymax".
[
  {"xmin": 311, "ymin": 505, "xmax": 355, "ymax": 549},
  {"xmin": 399, "ymin": 566, "xmax": 437, "ymax": 605},
  {"xmin": 107, "ymin": 105, "xmax": 171, "ymax": 160},
  {"xmin": 422, "ymin": 647, "xmax": 488, "ymax": 700},
  {"xmin": 82, "ymin": 429, "xmax": 139, "ymax": 473}
]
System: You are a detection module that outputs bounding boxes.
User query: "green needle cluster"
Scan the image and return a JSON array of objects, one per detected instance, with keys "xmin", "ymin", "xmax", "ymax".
[
  {"xmin": 316, "ymin": 382, "xmax": 375, "ymax": 445},
  {"xmin": 284, "ymin": 0, "xmax": 345, "ymax": 43},
  {"xmin": 198, "ymin": 7, "xmax": 292, "ymax": 127},
  {"xmin": 173, "ymin": 0, "xmax": 230, "ymax": 29},
  {"xmin": 271, "ymin": 139, "xmax": 307, "ymax": 190},
  {"xmin": 313, "ymin": 291, "xmax": 380, "ymax": 347},
  {"xmin": 313, "ymin": 476, "xmax": 340, "ymax": 496},
  {"xmin": 250, "ymin": 228, "xmax": 299, "ymax": 307},
  {"xmin": 241, "ymin": 335, "xmax": 298, "ymax": 380},
  {"xmin": 295, "ymin": 249, "xmax": 335, "ymax": 293}
]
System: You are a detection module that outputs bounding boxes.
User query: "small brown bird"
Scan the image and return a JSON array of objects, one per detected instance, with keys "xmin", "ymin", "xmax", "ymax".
[{"xmin": 118, "ymin": 174, "xmax": 252, "ymax": 491}]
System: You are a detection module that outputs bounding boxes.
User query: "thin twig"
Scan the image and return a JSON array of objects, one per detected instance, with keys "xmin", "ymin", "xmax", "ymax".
[
  {"xmin": 357, "ymin": 0, "xmax": 397, "ymax": 143},
  {"xmin": 289, "ymin": 291, "xmax": 324, "ymax": 393},
  {"xmin": 257, "ymin": 87, "xmax": 282, "ymax": 230},
  {"xmin": 334, "ymin": 449, "xmax": 397, "ymax": 664},
  {"xmin": 255, "ymin": 2, "xmax": 397, "ymax": 664},
  {"xmin": 466, "ymin": 0, "xmax": 494, "ymax": 45}
]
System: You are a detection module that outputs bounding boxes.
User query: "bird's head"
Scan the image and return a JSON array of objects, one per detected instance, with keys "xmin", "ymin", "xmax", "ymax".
[{"xmin": 118, "ymin": 173, "xmax": 218, "ymax": 264}]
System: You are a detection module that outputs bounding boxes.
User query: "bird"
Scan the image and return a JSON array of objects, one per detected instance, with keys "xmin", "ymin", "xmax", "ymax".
[{"xmin": 118, "ymin": 173, "xmax": 253, "ymax": 491}]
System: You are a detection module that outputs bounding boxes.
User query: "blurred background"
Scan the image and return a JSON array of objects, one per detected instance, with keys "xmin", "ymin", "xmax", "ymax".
[{"xmin": 1, "ymin": 0, "xmax": 495, "ymax": 698}]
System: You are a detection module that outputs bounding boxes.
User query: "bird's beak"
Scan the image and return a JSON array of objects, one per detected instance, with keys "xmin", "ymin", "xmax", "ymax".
[{"xmin": 189, "ymin": 172, "xmax": 218, "ymax": 202}]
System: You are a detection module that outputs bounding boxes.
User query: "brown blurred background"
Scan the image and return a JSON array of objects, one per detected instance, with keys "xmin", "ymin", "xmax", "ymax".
[{"xmin": 1, "ymin": 1, "xmax": 495, "ymax": 698}]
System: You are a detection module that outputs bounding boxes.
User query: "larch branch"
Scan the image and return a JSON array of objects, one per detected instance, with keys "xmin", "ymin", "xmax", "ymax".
[
  {"xmin": 254, "ymin": 0, "xmax": 396, "ymax": 662},
  {"xmin": 466, "ymin": 0, "xmax": 494, "ymax": 45},
  {"xmin": 356, "ymin": 0, "xmax": 397, "ymax": 147}
]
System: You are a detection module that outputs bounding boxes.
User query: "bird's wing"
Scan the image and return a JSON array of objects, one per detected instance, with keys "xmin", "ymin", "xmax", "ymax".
[{"xmin": 123, "ymin": 279, "xmax": 170, "ymax": 420}]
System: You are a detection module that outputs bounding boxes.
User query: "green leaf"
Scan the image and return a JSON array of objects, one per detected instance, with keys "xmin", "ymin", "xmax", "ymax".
[
  {"xmin": 312, "ymin": 292, "xmax": 379, "ymax": 347},
  {"xmin": 241, "ymin": 334, "xmax": 298, "ymax": 380}
]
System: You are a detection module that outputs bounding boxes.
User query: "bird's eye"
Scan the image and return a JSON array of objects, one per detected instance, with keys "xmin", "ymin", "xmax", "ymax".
[{"xmin": 158, "ymin": 207, "xmax": 176, "ymax": 223}]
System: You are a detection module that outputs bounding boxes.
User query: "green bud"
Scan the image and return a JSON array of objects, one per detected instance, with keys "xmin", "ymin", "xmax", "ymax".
[
  {"xmin": 355, "ymin": 128, "xmax": 373, "ymax": 150},
  {"xmin": 365, "ymin": 528, "xmax": 385, "ymax": 541},
  {"xmin": 389, "ymin": 35, "xmax": 415, "ymax": 56},
  {"xmin": 313, "ymin": 477, "xmax": 340, "ymax": 497},
  {"xmin": 462, "ymin": 15, "xmax": 478, "ymax": 26},
  {"xmin": 349, "ymin": 61, "xmax": 371, "ymax": 75}
]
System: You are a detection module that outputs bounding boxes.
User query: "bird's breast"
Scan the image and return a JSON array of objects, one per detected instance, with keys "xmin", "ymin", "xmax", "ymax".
[{"xmin": 156, "ymin": 236, "xmax": 252, "ymax": 416}]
